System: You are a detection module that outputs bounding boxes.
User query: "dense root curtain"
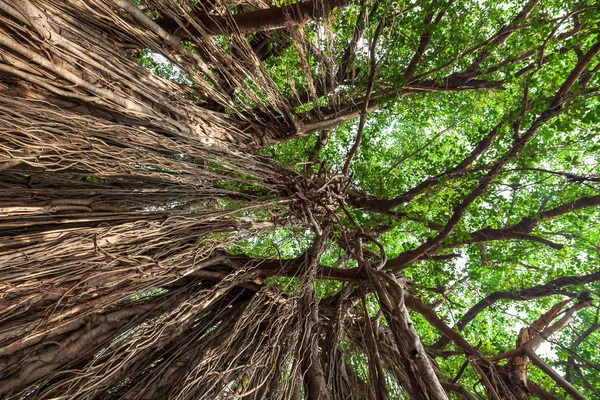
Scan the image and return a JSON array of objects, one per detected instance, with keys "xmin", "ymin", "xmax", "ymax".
[{"xmin": 2, "ymin": 0, "xmax": 600, "ymax": 399}]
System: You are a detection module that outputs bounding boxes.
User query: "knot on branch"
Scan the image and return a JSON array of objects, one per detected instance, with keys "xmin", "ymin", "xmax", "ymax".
[{"xmin": 282, "ymin": 169, "xmax": 348, "ymax": 235}]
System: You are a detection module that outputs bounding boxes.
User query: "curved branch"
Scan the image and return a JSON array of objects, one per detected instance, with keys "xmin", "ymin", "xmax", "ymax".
[
  {"xmin": 432, "ymin": 271, "xmax": 600, "ymax": 349},
  {"xmin": 448, "ymin": 193, "xmax": 600, "ymax": 250}
]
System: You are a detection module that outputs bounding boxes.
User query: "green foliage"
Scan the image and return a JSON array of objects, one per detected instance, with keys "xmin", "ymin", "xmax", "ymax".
[
  {"xmin": 136, "ymin": 49, "xmax": 193, "ymax": 85},
  {"xmin": 131, "ymin": 287, "xmax": 168, "ymax": 301}
]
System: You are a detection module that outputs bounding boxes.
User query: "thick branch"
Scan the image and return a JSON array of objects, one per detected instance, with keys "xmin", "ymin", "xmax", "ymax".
[
  {"xmin": 432, "ymin": 271, "xmax": 600, "ymax": 349},
  {"xmin": 526, "ymin": 349, "xmax": 588, "ymax": 400},
  {"xmin": 451, "ymin": 194, "xmax": 600, "ymax": 250},
  {"xmin": 154, "ymin": 0, "xmax": 347, "ymax": 37}
]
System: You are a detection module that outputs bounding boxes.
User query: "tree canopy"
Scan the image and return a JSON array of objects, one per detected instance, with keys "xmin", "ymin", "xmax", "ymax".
[{"xmin": 1, "ymin": 0, "xmax": 600, "ymax": 399}]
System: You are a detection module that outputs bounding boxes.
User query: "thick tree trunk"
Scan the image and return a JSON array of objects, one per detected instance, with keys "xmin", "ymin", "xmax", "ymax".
[
  {"xmin": 299, "ymin": 231, "xmax": 332, "ymax": 400},
  {"xmin": 370, "ymin": 272, "xmax": 449, "ymax": 400}
]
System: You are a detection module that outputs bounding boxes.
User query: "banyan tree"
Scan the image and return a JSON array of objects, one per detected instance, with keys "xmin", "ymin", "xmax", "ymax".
[{"xmin": 1, "ymin": 0, "xmax": 600, "ymax": 398}]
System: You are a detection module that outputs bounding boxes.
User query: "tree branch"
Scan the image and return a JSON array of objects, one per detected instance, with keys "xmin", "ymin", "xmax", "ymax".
[{"xmin": 432, "ymin": 271, "xmax": 600, "ymax": 349}]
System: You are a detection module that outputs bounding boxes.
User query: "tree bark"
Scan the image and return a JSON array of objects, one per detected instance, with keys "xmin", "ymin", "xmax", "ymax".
[{"xmin": 155, "ymin": 0, "xmax": 348, "ymax": 37}]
